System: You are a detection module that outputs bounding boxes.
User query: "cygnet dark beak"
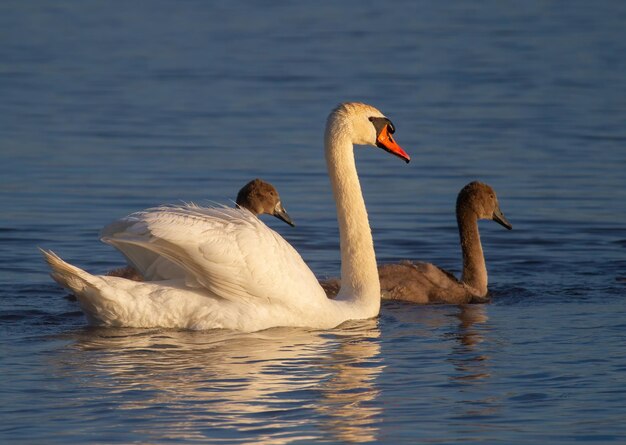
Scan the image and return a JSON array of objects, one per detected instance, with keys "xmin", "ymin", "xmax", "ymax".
[
  {"xmin": 493, "ymin": 206, "xmax": 512, "ymax": 230},
  {"xmin": 273, "ymin": 203, "xmax": 295, "ymax": 227}
]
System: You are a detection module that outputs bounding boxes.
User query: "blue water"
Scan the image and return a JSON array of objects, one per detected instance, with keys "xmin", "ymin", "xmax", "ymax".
[{"xmin": 1, "ymin": 1, "xmax": 626, "ymax": 443}]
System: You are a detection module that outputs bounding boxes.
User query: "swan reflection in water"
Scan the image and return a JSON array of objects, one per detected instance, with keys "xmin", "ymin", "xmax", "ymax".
[
  {"xmin": 380, "ymin": 302, "xmax": 498, "ymax": 429},
  {"xmin": 384, "ymin": 301, "xmax": 492, "ymax": 382},
  {"xmin": 449, "ymin": 304, "xmax": 491, "ymax": 381},
  {"xmin": 53, "ymin": 320, "xmax": 383, "ymax": 444}
]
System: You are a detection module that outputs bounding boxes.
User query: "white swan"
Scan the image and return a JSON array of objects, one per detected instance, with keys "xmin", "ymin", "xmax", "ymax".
[{"xmin": 42, "ymin": 102, "xmax": 410, "ymax": 331}]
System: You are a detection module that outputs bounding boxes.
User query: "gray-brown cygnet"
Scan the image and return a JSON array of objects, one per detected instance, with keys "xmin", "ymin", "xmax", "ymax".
[
  {"xmin": 107, "ymin": 178, "xmax": 294, "ymax": 281},
  {"xmin": 321, "ymin": 181, "xmax": 512, "ymax": 304}
]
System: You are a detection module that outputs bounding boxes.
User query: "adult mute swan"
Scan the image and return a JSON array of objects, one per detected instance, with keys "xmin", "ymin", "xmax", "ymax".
[
  {"xmin": 42, "ymin": 102, "xmax": 410, "ymax": 331},
  {"xmin": 321, "ymin": 181, "xmax": 511, "ymax": 304},
  {"xmin": 105, "ymin": 178, "xmax": 294, "ymax": 281}
]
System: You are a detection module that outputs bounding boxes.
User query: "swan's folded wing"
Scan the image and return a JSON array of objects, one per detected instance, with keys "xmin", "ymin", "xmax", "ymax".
[
  {"xmin": 101, "ymin": 204, "xmax": 327, "ymax": 305},
  {"xmin": 101, "ymin": 216, "xmax": 186, "ymax": 281}
]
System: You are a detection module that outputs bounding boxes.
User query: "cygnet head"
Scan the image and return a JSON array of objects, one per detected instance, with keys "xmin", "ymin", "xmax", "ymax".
[
  {"xmin": 236, "ymin": 179, "xmax": 295, "ymax": 227},
  {"xmin": 456, "ymin": 181, "xmax": 512, "ymax": 230},
  {"xmin": 326, "ymin": 102, "xmax": 410, "ymax": 163}
]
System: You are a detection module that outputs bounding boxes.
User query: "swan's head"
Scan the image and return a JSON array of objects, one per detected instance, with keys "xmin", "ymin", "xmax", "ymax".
[
  {"xmin": 236, "ymin": 179, "xmax": 295, "ymax": 227},
  {"xmin": 327, "ymin": 102, "xmax": 410, "ymax": 163},
  {"xmin": 456, "ymin": 181, "xmax": 512, "ymax": 230}
]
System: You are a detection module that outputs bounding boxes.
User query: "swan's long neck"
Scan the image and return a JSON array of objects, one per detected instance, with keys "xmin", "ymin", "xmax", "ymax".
[
  {"xmin": 325, "ymin": 117, "xmax": 380, "ymax": 309},
  {"xmin": 457, "ymin": 210, "xmax": 488, "ymax": 296}
]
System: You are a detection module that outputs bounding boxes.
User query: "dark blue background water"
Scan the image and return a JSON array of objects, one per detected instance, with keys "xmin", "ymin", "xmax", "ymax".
[{"xmin": 1, "ymin": 1, "xmax": 625, "ymax": 443}]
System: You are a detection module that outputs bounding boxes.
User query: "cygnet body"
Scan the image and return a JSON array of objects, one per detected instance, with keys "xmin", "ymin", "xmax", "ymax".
[{"xmin": 322, "ymin": 181, "xmax": 512, "ymax": 304}]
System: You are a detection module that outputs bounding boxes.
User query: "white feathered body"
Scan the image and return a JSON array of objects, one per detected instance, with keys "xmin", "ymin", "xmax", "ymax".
[{"xmin": 44, "ymin": 205, "xmax": 375, "ymax": 331}]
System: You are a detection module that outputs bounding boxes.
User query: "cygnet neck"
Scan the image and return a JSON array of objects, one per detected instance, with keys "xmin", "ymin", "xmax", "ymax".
[
  {"xmin": 457, "ymin": 207, "xmax": 488, "ymax": 296},
  {"xmin": 325, "ymin": 113, "xmax": 380, "ymax": 307}
]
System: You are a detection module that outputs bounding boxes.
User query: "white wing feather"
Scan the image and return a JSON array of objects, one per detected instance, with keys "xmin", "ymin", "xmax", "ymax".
[{"xmin": 101, "ymin": 204, "xmax": 327, "ymax": 306}]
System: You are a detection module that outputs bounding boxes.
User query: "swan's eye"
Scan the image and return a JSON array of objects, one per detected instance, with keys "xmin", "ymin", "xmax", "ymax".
[{"xmin": 369, "ymin": 116, "xmax": 393, "ymax": 136}]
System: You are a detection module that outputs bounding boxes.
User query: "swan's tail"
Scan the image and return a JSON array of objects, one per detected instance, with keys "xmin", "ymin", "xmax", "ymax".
[
  {"xmin": 40, "ymin": 248, "xmax": 98, "ymax": 295},
  {"xmin": 41, "ymin": 248, "xmax": 121, "ymax": 325}
]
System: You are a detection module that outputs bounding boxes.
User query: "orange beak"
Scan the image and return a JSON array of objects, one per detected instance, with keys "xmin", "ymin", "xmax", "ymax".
[{"xmin": 376, "ymin": 125, "xmax": 410, "ymax": 163}]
